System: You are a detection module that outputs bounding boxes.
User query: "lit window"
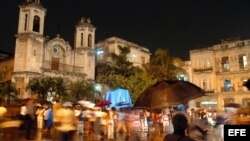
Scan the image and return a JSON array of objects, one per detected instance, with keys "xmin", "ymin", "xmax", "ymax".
[
  {"xmin": 224, "ymin": 79, "xmax": 232, "ymax": 92},
  {"xmin": 207, "ymin": 60, "xmax": 210, "ymax": 67},
  {"xmin": 132, "ymin": 54, "xmax": 136, "ymax": 62},
  {"xmin": 221, "ymin": 56, "xmax": 230, "ymax": 71},
  {"xmin": 239, "ymin": 54, "xmax": 248, "ymax": 70},
  {"xmin": 178, "ymin": 74, "xmax": 186, "ymax": 81}
]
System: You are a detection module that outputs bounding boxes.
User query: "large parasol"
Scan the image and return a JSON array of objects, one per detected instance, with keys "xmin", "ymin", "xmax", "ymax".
[{"xmin": 133, "ymin": 80, "xmax": 206, "ymax": 110}]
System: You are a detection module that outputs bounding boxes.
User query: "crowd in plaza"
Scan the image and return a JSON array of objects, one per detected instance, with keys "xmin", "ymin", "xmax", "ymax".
[{"xmin": 0, "ymin": 98, "xmax": 250, "ymax": 141}]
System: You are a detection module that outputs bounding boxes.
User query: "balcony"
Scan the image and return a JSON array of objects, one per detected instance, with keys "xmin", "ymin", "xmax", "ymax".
[
  {"xmin": 42, "ymin": 60, "xmax": 83, "ymax": 74},
  {"xmin": 193, "ymin": 67, "xmax": 213, "ymax": 73},
  {"xmin": 216, "ymin": 67, "xmax": 250, "ymax": 74},
  {"xmin": 220, "ymin": 87, "xmax": 235, "ymax": 92}
]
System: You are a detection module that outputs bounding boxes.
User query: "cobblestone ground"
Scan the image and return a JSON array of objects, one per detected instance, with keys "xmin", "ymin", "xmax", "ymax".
[{"xmin": 0, "ymin": 125, "xmax": 222, "ymax": 141}]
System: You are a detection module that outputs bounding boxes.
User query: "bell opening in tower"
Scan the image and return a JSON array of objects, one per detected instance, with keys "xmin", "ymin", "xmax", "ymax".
[{"xmin": 33, "ymin": 15, "xmax": 40, "ymax": 32}]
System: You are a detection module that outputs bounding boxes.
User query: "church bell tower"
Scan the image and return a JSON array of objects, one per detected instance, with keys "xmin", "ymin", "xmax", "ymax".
[
  {"xmin": 12, "ymin": 0, "xmax": 46, "ymax": 98},
  {"xmin": 74, "ymin": 17, "xmax": 96, "ymax": 81},
  {"xmin": 18, "ymin": 0, "xmax": 46, "ymax": 35}
]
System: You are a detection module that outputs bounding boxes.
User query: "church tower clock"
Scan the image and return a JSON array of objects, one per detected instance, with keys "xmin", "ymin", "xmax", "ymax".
[
  {"xmin": 12, "ymin": 0, "xmax": 46, "ymax": 98},
  {"xmin": 74, "ymin": 17, "xmax": 96, "ymax": 81}
]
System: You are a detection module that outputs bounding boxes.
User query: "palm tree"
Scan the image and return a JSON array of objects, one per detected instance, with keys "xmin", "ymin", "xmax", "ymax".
[{"xmin": 144, "ymin": 48, "xmax": 184, "ymax": 80}]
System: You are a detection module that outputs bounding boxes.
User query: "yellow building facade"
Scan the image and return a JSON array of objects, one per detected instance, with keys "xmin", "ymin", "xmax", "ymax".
[{"xmin": 189, "ymin": 38, "xmax": 250, "ymax": 111}]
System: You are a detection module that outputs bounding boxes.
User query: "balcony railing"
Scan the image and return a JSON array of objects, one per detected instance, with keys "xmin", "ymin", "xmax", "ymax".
[
  {"xmin": 216, "ymin": 67, "xmax": 250, "ymax": 74},
  {"xmin": 193, "ymin": 67, "xmax": 213, "ymax": 72},
  {"xmin": 42, "ymin": 60, "xmax": 83, "ymax": 74},
  {"xmin": 221, "ymin": 87, "xmax": 235, "ymax": 92}
]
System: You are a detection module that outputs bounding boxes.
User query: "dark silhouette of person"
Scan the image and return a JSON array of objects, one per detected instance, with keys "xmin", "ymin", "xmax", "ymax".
[
  {"xmin": 25, "ymin": 100, "xmax": 36, "ymax": 140},
  {"xmin": 164, "ymin": 113, "xmax": 195, "ymax": 141}
]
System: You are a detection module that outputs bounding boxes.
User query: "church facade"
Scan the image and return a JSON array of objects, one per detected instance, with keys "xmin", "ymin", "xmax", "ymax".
[{"xmin": 12, "ymin": 0, "xmax": 96, "ymax": 98}]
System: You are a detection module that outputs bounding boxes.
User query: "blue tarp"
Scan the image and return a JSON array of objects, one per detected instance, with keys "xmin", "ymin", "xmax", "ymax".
[{"xmin": 104, "ymin": 88, "xmax": 133, "ymax": 109}]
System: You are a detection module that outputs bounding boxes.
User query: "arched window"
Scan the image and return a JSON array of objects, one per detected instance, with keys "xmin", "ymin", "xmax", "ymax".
[
  {"xmin": 24, "ymin": 14, "xmax": 28, "ymax": 31},
  {"xmin": 81, "ymin": 33, "xmax": 83, "ymax": 46},
  {"xmin": 88, "ymin": 34, "xmax": 92, "ymax": 47},
  {"xmin": 33, "ymin": 15, "xmax": 40, "ymax": 32}
]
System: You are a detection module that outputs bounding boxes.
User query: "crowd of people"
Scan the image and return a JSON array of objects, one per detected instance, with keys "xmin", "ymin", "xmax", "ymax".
[
  {"xmin": 1, "ymin": 99, "xmax": 250, "ymax": 141},
  {"xmin": 2, "ymin": 99, "xmax": 170, "ymax": 141}
]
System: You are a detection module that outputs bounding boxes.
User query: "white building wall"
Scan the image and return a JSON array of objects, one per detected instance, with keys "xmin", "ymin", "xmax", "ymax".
[{"xmin": 96, "ymin": 37, "xmax": 151, "ymax": 68}]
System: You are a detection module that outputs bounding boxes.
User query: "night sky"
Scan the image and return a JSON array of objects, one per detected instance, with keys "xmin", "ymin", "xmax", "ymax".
[{"xmin": 1, "ymin": 0, "xmax": 250, "ymax": 60}]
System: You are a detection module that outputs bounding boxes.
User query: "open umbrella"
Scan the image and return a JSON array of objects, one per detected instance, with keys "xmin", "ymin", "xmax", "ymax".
[
  {"xmin": 133, "ymin": 80, "xmax": 205, "ymax": 110},
  {"xmin": 78, "ymin": 100, "xmax": 95, "ymax": 109},
  {"xmin": 62, "ymin": 101, "xmax": 73, "ymax": 107},
  {"xmin": 95, "ymin": 99, "xmax": 112, "ymax": 107}
]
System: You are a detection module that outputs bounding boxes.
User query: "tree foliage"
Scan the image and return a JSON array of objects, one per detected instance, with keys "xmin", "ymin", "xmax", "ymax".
[
  {"xmin": 96, "ymin": 47, "xmax": 186, "ymax": 102},
  {"xmin": 144, "ymin": 48, "xmax": 185, "ymax": 80},
  {"xmin": 27, "ymin": 77, "xmax": 68, "ymax": 101},
  {"xmin": 70, "ymin": 80, "xmax": 96, "ymax": 102},
  {"xmin": 96, "ymin": 46, "xmax": 155, "ymax": 101},
  {"xmin": 0, "ymin": 82, "xmax": 18, "ymax": 105}
]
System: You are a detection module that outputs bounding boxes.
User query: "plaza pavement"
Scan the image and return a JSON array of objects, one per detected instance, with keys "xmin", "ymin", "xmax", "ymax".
[{"xmin": 1, "ymin": 125, "xmax": 222, "ymax": 141}]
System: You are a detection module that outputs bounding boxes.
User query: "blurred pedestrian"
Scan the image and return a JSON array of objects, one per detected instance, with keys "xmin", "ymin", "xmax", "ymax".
[
  {"xmin": 140, "ymin": 110, "xmax": 148, "ymax": 131},
  {"xmin": 56, "ymin": 102, "xmax": 76, "ymax": 141},
  {"xmin": 161, "ymin": 109, "xmax": 170, "ymax": 133},
  {"xmin": 116, "ymin": 108, "xmax": 127, "ymax": 134},
  {"xmin": 0, "ymin": 106, "xmax": 7, "ymax": 118},
  {"xmin": 43, "ymin": 104, "xmax": 53, "ymax": 132},
  {"xmin": 106, "ymin": 108, "xmax": 114, "ymax": 139},
  {"xmin": 35, "ymin": 105, "xmax": 44, "ymax": 130},
  {"xmin": 52, "ymin": 100, "xmax": 61, "ymax": 141},
  {"xmin": 74, "ymin": 105, "xmax": 84, "ymax": 134},
  {"xmin": 192, "ymin": 111, "xmax": 208, "ymax": 139}
]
